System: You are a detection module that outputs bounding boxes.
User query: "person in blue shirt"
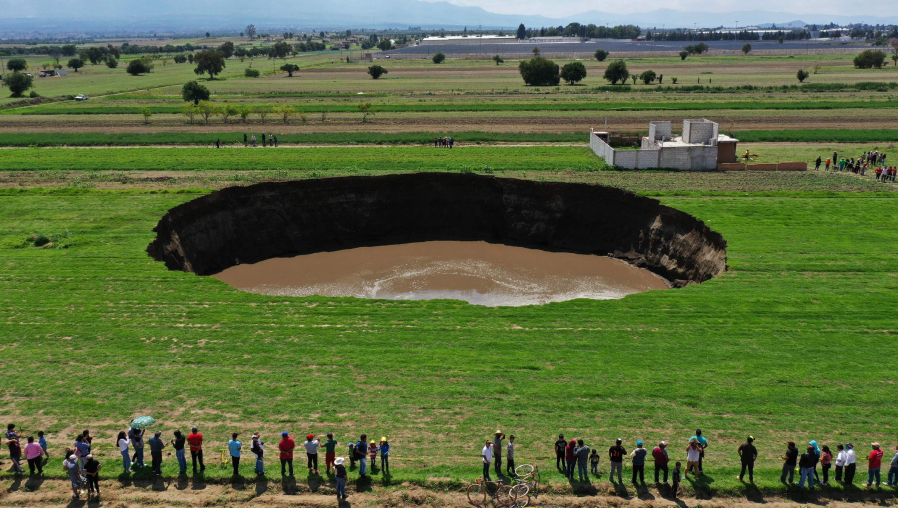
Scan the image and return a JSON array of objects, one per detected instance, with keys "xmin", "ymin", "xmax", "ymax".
[
  {"xmin": 355, "ymin": 435, "xmax": 368, "ymax": 477},
  {"xmin": 379, "ymin": 437, "xmax": 390, "ymax": 475},
  {"xmin": 690, "ymin": 429, "xmax": 709, "ymax": 474},
  {"xmin": 148, "ymin": 431, "xmax": 166, "ymax": 476},
  {"xmin": 38, "ymin": 431, "xmax": 49, "ymax": 459},
  {"xmin": 228, "ymin": 433, "xmax": 242, "ymax": 477}
]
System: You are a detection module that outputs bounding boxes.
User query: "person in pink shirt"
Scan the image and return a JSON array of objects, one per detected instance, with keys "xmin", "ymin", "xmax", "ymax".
[{"xmin": 23, "ymin": 436, "xmax": 44, "ymax": 475}]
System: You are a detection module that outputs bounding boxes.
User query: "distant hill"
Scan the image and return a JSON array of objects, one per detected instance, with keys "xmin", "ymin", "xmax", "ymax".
[{"xmin": 2, "ymin": 0, "xmax": 897, "ymax": 34}]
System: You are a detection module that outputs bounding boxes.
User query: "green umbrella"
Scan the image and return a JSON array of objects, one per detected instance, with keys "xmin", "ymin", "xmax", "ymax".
[{"xmin": 130, "ymin": 416, "xmax": 156, "ymax": 429}]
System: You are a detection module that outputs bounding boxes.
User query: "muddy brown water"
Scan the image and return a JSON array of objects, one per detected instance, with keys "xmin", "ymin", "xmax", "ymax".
[{"xmin": 213, "ymin": 241, "xmax": 669, "ymax": 307}]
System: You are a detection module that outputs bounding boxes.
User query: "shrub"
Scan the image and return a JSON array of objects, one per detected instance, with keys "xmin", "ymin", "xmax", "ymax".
[
  {"xmin": 174, "ymin": 54, "xmax": 188, "ymax": 64},
  {"xmin": 181, "ymin": 104, "xmax": 198, "ymax": 124},
  {"xmin": 196, "ymin": 100, "xmax": 218, "ymax": 125},
  {"xmin": 671, "ymin": 77, "xmax": 678, "ymax": 84},
  {"xmin": 679, "ymin": 51, "xmax": 689, "ymax": 61},
  {"xmin": 106, "ymin": 58, "xmax": 118, "ymax": 68},
  {"xmin": 492, "ymin": 55, "xmax": 504, "ymax": 66},
  {"xmin": 594, "ymin": 49, "xmax": 609, "ymax": 62},
  {"xmin": 5, "ymin": 72, "xmax": 33, "ymax": 97},
  {"xmin": 181, "ymin": 81, "xmax": 210, "ymax": 105},
  {"xmin": 639, "ymin": 70, "xmax": 657, "ymax": 85},
  {"xmin": 141, "ymin": 107, "xmax": 153, "ymax": 124},
  {"xmin": 244, "ymin": 68, "xmax": 260, "ymax": 77},
  {"xmin": 518, "ymin": 56, "xmax": 560, "ymax": 86},
  {"xmin": 433, "ymin": 52, "xmax": 446, "ymax": 64},
  {"xmin": 359, "ymin": 102, "xmax": 377, "ymax": 122},
  {"xmin": 603, "ymin": 60, "xmax": 629, "ymax": 85},
  {"xmin": 560, "ymin": 61, "xmax": 587, "ymax": 85},
  {"xmin": 126, "ymin": 58, "xmax": 153, "ymax": 75},
  {"xmin": 797, "ymin": 69, "xmax": 810, "ymax": 82},
  {"xmin": 742, "ymin": 44, "xmax": 752, "ymax": 55},
  {"xmin": 368, "ymin": 64, "xmax": 388, "ymax": 79},
  {"xmin": 854, "ymin": 50, "xmax": 887, "ymax": 69}
]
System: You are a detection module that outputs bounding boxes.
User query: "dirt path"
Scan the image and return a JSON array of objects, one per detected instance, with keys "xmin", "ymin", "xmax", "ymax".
[{"xmin": 0, "ymin": 477, "xmax": 893, "ymax": 508}]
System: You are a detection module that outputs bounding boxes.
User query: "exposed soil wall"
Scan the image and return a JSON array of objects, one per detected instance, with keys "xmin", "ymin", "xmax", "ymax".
[{"xmin": 147, "ymin": 173, "xmax": 727, "ymax": 287}]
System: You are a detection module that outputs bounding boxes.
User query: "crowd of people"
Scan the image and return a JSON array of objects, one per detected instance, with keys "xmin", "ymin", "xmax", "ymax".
[
  {"xmin": 433, "ymin": 136, "xmax": 455, "ymax": 148},
  {"xmin": 814, "ymin": 151, "xmax": 895, "ymax": 181},
  {"xmin": 6, "ymin": 422, "xmax": 898, "ymax": 502}
]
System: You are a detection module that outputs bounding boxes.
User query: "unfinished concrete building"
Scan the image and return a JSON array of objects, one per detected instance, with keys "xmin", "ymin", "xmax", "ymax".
[{"xmin": 590, "ymin": 119, "xmax": 738, "ymax": 171}]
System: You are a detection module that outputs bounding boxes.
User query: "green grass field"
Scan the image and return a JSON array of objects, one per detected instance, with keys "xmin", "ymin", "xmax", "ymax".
[{"xmin": 1, "ymin": 162, "xmax": 897, "ymax": 497}]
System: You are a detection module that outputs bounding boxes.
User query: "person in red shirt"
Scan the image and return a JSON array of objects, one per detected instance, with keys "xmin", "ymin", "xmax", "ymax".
[
  {"xmin": 867, "ymin": 443, "xmax": 884, "ymax": 487},
  {"xmin": 279, "ymin": 431, "xmax": 296, "ymax": 477},
  {"xmin": 652, "ymin": 441, "xmax": 669, "ymax": 483},
  {"xmin": 187, "ymin": 426, "xmax": 205, "ymax": 473}
]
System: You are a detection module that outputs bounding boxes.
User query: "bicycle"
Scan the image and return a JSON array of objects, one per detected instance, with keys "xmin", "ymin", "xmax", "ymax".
[
  {"xmin": 466, "ymin": 477, "xmax": 518, "ymax": 507},
  {"xmin": 510, "ymin": 464, "xmax": 540, "ymax": 506}
]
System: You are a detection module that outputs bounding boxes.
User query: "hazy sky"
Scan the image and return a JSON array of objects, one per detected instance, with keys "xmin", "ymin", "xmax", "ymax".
[{"xmin": 420, "ymin": 0, "xmax": 884, "ymax": 17}]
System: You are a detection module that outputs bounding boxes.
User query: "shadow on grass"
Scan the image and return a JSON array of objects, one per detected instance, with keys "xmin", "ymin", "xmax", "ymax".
[{"xmin": 281, "ymin": 475, "xmax": 298, "ymax": 495}]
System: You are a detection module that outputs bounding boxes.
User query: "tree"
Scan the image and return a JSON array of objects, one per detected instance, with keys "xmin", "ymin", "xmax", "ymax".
[
  {"xmin": 594, "ymin": 49, "xmax": 609, "ymax": 62},
  {"xmin": 181, "ymin": 103, "xmax": 198, "ymax": 124},
  {"xmin": 271, "ymin": 42, "xmax": 291, "ymax": 59},
  {"xmin": 194, "ymin": 50, "xmax": 226, "ymax": 79},
  {"xmin": 603, "ymin": 60, "xmax": 629, "ymax": 85},
  {"xmin": 742, "ymin": 43, "xmax": 752, "ymax": 55},
  {"xmin": 49, "ymin": 48, "xmax": 62, "ymax": 64},
  {"xmin": 255, "ymin": 105, "xmax": 272, "ymax": 124},
  {"xmin": 516, "ymin": 23, "xmax": 527, "ymax": 40},
  {"xmin": 358, "ymin": 102, "xmax": 377, "ymax": 122},
  {"xmin": 639, "ymin": 70, "xmax": 657, "ymax": 84},
  {"xmin": 518, "ymin": 56, "xmax": 560, "ymax": 86},
  {"xmin": 854, "ymin": 49, "xmax": 887, "ymax": 69},
  {"xmin": 679, "ymin": 51, "xmax": 689, "ymax": 61},
  {"xmin": 245, "ymin": 24, "xmax": 257, "ymax": 40},
  {"xmin": 174, "ymin": 54, "xmax": 188, "ymax": 64},
  {"xmin": 280, "ymin": 63, "xmax": 300, "ymax": 77},
  {"xmin": 4, "ymin": 72, "xmax": 33, "ymax": 97},
  {"xmin": 140, "ymin": 107, "xmax": 153, "ymax": 124},
  {"xmin": 377, "ymin": 39, "xmax": 393, "ymax": 51},
  {"xmin": 181, "ymin": 80, "xmax": 210, "ymax": 105},
  {"xmin": 106, "ymin": 58, "xmax": 118, "ymax": 68},
  {"xmin": 218, "ymin": 41, "xmax": 235, "ymax": 59},
  {"xmin": 560, "ymin": 61, "xmax": 587, "ymax": 85},
  {"xmin": 277, "ymin": 105, "xmax": 295, "ymax": 124},
  {"xmin": 432, "ymin": 52, "xmax": 446, "ymax": 64},
  {"xmin": 238, "ymin": 105, "xmax": 251, "ymax": 123},
  {"xmin": 6, "ymin": 59, "xmax": 27, "ymax": 72},
  {"xmin": 796, "ymin": 69, "xmax": 809, "ymax": 82},
  {"xmin": 532, "ymin": 47, "xmax": 540, "ymax": 56},
  {"xmin": 67, "ymin": 58, "xmax": 84, "ymax": 72},
  {"xmin": 61, "ymin": 44, "xmax": 77, "ymax": 57},
  {"xmin": 197, "ymin": 100, "xmax": 217, "ymax": 124},
  {"xmin": 205, "ymin": 32, "xmax": 211, "ymax": 38},
  {"xmin": 367, "ymin": 64, "xmax": 388, "ymax": 79},
  {"xmin": 492, "ymin": 55, "xmax": 504, "ymax": 66},
  {"xmin": 631, "ymin": 74, "xmax": 638, "ymax": 85},
  {"xmin": 126, "ymin": 58, "xmax": 153, "ymax": 75},
  {"xmin": 221, "ymin": 103, "xmax": 238, "ymax": 123},
  {"xmin": 245, "ymin": 68, "xmax": 260, "ymax": 77}
]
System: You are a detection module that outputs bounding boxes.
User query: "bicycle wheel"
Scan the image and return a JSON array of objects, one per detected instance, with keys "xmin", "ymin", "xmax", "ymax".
[
  {"xmin": 466, "ymin": 483, "xmax": 485, "ymax": 507},
  {"xmin": 515, "ymin": 464, "xmax": 534, "ymax": 477},
  {"xmin": 510, "ymin": 483, "xmax": 530, "ymax": 506},
  {"xmin": 495, "ymin": 485, "xmax": 519, "ymax": 508}
]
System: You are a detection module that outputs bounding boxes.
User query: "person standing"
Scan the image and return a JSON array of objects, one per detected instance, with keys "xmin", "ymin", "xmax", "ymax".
[
  {"xmin": 38, "ymin": 431, "xmax": 49, "ymax": 460},
  {"xmin": 887, "ymin": 444, "xmax": 898, "ymax": 486},
  {"xmin": 279, "ymin": 431, "xmax": 296, "ymax": 476},
  {"xmin": 262, "ymin": 133, "xmax": 267, "ymax": 147},
  {"xmin": 737, "ymin": 436, "xmax": 757, "ymax": 483},
  {"xmin": 7, "ymin": 436, "xmax": 24, "ymax": 474},
  {"xmin": 244, "ymin": 133, "xmax": 248, "ymax": 147},
  {"xmin": 565, "ymin": 439, "xmax": 576, "ymax": 479},
  {"xmin": 322, "ymin": 433, "xmax": 338, "ymax": 475},
  {"xmin": 131, "ymin": 427, "xmax": 145, "ymax": 469},
  {"xmin": 148, "ymin": 431, "xmax": 166, "ymax": 476},
  {"xmin": 845, "ymin": 443, "xmax": 857, "ymax": 485},
  {"xmin": 575, "ymin": 439, "xmax": 590, "ymax": 482},
  {"xmin": 652, "ymin": 441, "xmax": 669, "ymax": 484},
  {"xmin": 835, "ymin": 444, "xmax": 846, "ymax": 482},
  {"xmin": 251, "ymin": 433, "xmax": 265, "ymax": 475},
  {"xmin": 356, "ymin": 435, "xmax": 368, "ymax": 477},
  {"xmin": 815, "ymin": 156, "xmax": 822, "ymax": 171},
  {"xmin": 820, "ymin": 445, "xmax": 833, "ymax": 486},
  {"xmin": 690, "ymin": 429, "xmax": 708, "ymax": 474},
  {"xmin": 798, "ymin": 444, "xmax": 818, "ymax": 489},
  {"xmin": 379, "ymin": 437, "xmax": 390, "ymax": 475},
  {"xmin": 608, "ymin": 438, "xmax": 626, "ymax": 484},
  {"xmin": 64, "ymin": 453, "xmax": 83, "ymax": 499},
  {"xmin": 590, "ymin": 449, "xmax": 600, "ymax": 476},
  {"xmin": 187, "ymin": 426, "xmax": 205, "ymax": 473},
  {"xmin": 506, "ymin": 435, "xmax": 515, "ymax": 477},
  {"xmin": 866, "ymin": 443, "xmax": 884, "ymax": 487},
  {"xmin": 83, "ymin": 454, "xmax": 101, "ymax": 499},
  {"xmin": 554, "ymin": 434, "xmax": 567, "ymax": 472},
  {"xmin": 117, "ymin": 431, "xmax": 131, "ymax": 473},
  {"xmin": 481, "ymin": 440, "xmax": 493, "ymax": 481},
  {"xmin": 251, "ymin": 134, "xmax": 257, "ymax": 147},
  {"xmin": 334, "ymin": 456, "xmax": 348, "ymax": 500},
  {"xmin": 6, "ymin": 424, "xmax": 23, "ymax": 442},
  {"xmin": 671, "ymin": 461, "xmax": 682, "ymax": 498},
  {"xmin": 305, "ymin": 434, "xmax": 320, "ymax": 475},
  {"xmin": 780, "ymin": 441, "xmax": 798, "ymax": 484},
  {"xmin": 274, "ymin": 134, "xmax": 278, "ymax": 147},
  {"xmin": 493, "ymin": 431, "xmax": 505, "ymax": 477},
  {"xmin": 24, "ymin": 436, "xmax": 43, "ymax": 475},
  {"xmin": 74, "ymin": 435, "xmax": 90, "ymax": 468},
  {"xmin": 630, "ymin": 440, "xmax": 647, "ymax": 485},
  {"xmin": 228, "ymin": 432, "xmax": 242, "ymax": 477},
  {"xmin": 172, "ymin": 430, "xmax": 187, "ymax": 475},
  {"xmin": 685, "ymin": 439, "xmax": 702, "ymax": 478}
]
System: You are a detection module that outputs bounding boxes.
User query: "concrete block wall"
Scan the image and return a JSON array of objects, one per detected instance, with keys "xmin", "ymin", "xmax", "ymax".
[
  {"xmin": 589, "ymin": 134, "xmax": 615, "ymax": 162},
  {"xmin": 683, "ymin": 120, "xmax": 717, "ymax": 145},
  {"xmin": 649, "ymin": 121, "xmax": 672, "ymax": 141}
]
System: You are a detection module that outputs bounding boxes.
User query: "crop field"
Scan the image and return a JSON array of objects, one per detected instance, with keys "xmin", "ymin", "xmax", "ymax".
[{"xmin": 2, "ymin": 34, "xmax": 898, "ymax": 506}]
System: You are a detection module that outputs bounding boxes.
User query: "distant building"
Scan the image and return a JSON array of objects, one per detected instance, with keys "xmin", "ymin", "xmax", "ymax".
[
  {"xmin": 421, "ymin": 35, "xmax": 517, "ymax": 46},
  {"xmin": 590, "ymin": 119, "xmax": 738, "ymax": 171},
  {"xmin": 39, "ymin": 69, "xmax": 67, "ymax": 77}
]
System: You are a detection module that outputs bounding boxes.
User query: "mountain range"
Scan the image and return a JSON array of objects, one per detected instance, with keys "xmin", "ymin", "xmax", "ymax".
[{"xmin": 2, "ymin": 0, "xmax": 897, "ymax": 34}]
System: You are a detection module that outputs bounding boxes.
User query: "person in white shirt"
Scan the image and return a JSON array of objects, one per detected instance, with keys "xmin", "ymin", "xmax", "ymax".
[
  {"xmin": 481, "ymin": 441, "xmax": 493, "ymax": 481},
  {"xmin": 117, "ymin": 431, "xmax": 131, "ymax": 473},
  {"xmin": 845, "ymin": 443, "xmax": 857, "ymax": 484},
  {"xmin": 835, "ymin": 444, "xmax": 847, "ymax": 482},
  {"xmin": 304, "ymin": 434, "xmax": 320, "ymax": 475}
]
